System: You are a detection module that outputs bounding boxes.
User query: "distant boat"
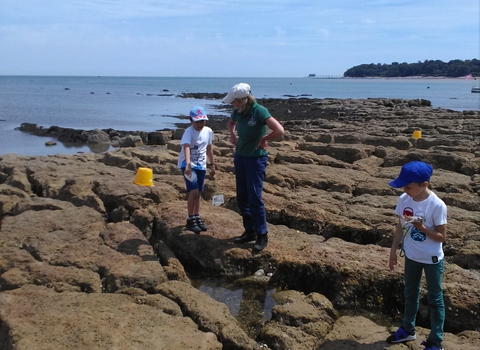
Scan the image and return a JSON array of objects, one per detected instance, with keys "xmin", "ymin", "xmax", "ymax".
[{"xmin": 471, "ymin": 87, "xmax": 480, "ymax": 93}]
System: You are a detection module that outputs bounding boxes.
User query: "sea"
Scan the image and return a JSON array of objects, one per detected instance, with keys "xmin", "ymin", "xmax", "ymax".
[{"xmin": 1, "ymin": 75, "xmax": 479, "ymax": 156}]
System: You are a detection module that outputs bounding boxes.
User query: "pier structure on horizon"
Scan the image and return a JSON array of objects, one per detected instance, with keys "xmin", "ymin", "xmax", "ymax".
[{"xmin": 307, "ymin": 74, "xmax": 343, "ymax": 79}]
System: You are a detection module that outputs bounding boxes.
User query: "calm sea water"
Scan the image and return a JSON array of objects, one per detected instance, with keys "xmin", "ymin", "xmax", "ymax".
[{"xmin": 1, "ymin": 76, "xmax": 479, "ymax": 156}]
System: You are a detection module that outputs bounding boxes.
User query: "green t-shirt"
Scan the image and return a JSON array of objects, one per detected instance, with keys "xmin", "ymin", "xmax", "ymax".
[{"xmin": 231, "ymin": 102, "xmax": 271, "ymax": 157}]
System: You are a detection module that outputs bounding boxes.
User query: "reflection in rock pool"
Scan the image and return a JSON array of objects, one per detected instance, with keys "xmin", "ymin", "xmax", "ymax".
[{"xmin": 192, "ymin": 277, "xmax": 278, "ymax": 338}]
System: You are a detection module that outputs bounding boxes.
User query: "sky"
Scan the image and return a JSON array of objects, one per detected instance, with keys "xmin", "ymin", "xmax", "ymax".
[{"xmin": 0, "ymin": 0, "xmax": 478, "ymax": 77}]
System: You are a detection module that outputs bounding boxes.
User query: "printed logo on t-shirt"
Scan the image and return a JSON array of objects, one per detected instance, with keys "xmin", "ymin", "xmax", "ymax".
[
  {"xmin": 403, "ymin": 207, "xmax": 426, "ymax": 242},
  {"xmin": 191, "ymin": 145, "xmax": 200, "ymax": 163},
  {"xmin": 190, "ymin": 146, "xmax": 206, "ymax": 169},
  {"xmin": 247, "ymin": 115, "xmax": 256, "ymax": 126},
  {"xmin": 416, "ymin": 211, "xmax": 426, "ymax": 220},
  {"xmin": 403, "ymin": 207, "xmax": 414, "ymax": 217},
  {"xmin": 410, "ymin": 227, "xmax": 426, "ymax": 242}
]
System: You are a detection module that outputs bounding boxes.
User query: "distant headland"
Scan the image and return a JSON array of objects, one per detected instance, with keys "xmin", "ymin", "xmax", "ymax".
[{"xmin": 342, "ymin": 59, "xmax": 479, "ymax": 78}]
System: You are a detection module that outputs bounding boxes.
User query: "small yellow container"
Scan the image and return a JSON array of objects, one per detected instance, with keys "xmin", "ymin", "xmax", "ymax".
[
  {"xmin": 133, "ymin": 167, "xmax": 154, "ymax": 186},
  {"xmin": 412, "ymin": 130, "xmax": 422, "ymax": 139}
]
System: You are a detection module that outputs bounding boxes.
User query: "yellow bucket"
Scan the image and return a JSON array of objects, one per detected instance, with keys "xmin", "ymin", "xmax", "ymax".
[
  {"xmin": 412, "ymin": 130, "xmax": 422, "ymax": 139},
  {"xmin": 133, "ymin": 167, "xmax": 154, "ymax": 186}
]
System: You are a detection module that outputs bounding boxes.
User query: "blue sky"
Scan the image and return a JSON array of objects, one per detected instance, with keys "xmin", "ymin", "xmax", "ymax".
[{"xmin": 0, "ymin": 0, "xmax": 478, "ymax": 77}]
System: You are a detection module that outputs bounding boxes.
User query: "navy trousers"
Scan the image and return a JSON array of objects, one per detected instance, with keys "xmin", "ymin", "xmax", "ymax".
[{"xmin": 234, "ymin": 154, "xmax": 268, "ymax": 235}]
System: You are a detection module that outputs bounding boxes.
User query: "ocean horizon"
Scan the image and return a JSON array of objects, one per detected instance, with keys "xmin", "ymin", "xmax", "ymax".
[{"xmin": 1, "ymin": 75, "xmax": 479, "ymax": 157}]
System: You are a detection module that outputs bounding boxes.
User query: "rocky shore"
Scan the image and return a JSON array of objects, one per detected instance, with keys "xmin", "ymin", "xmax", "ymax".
[{"xmin": 1, "ymin": 97, "xmax": 480, "ymax": 349}]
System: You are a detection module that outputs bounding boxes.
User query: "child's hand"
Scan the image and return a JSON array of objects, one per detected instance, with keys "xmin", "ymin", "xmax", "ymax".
[
  {"xmin": 411, "ymin": 221, "xmax": 425, "ymax": 231},
  {"xmin": 210, "ymin": 167, "xmax": 216, "ymax": 178},
  {"xmin": 402, "ymin": 215, "xmax": 425, "ymax": 223},
  {"xmin": 389, "ymin": 250, "xmax": 398, "ymax": 271},
  {"xmin": 185, "ymin": 163, "xmax": 192, "ymax": 175},
  {"xmin": 229, "ymin": 134, "xmax": 237, "ymax": 145}
]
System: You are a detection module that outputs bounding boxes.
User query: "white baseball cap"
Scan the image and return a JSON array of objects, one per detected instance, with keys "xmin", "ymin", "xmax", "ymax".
[{"xmin": 222, "ymin": 83, "xmax": 251, "ymax": 104}]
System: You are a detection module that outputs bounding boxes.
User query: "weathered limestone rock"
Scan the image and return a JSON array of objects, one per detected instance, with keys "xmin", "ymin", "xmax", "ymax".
[
  {"xmin": 158, "ymin": 281, "xmax": 259, "ymax": 350},
  {"xmin": 118, "ymin": 135, "xmax": 143, "ymax": 148},
  {"xmin": 87, "ymin": 128, "xmax": 110, "ymax": 144},
  {"xmin": 1, "ymin": 97, "xmax": 479, "ymax": 349},
  {"xmin": 0, "ymin": 285, "xmax": 222, "ymax": 350},
  {"xmin": 148, "ymin": 130, "xmax": 173, "ymax": 145},
  {"xmin": 262, "ymin": 290, "xmax": 337, "ymax": 350}
]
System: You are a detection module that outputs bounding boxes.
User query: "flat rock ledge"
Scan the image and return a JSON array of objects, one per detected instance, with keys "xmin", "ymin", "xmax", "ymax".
[{"xmin": 1, "ymin": 97, "xmax": 479, "ymax": 349}]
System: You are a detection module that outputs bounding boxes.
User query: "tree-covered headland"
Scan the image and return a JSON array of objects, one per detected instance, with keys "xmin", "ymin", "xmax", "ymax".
[{"xmin": 344, "ymin": 59, "xmax": 479, "ymax": 78}]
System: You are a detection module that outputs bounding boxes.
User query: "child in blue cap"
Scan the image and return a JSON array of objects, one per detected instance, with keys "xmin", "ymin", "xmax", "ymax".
[
  {"xmin": 177, "ymin": 106, "xmax": 215, "ymax": 233},
  {"xmin": 386, "ymin": 161, "xmax": 447, "ymax": 350}
]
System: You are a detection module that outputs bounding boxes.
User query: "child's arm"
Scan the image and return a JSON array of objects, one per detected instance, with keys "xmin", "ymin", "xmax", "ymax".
[
  {"xmin": 206, "ymin": 144, "xmax": 215, "ymax": 177},
  {"xmin": 412, "ymin": 222, "xmax": 447, "ymax": 243},
  {"xmin": 183, "ymin": 144, "xmax": 192, "ymax": 175},
  {"xmin": 389, "ymin": 218, "xmax": 404, "ymax": 271}
]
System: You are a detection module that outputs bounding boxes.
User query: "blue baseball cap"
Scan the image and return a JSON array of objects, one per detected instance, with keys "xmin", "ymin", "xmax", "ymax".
[
  {"xmin": 189, "ymin": 106, "xmax": 208, "ymax": 121},
  {"xmin": 389, "ymin": 161, "xmax": 433, "ymax": 188}
]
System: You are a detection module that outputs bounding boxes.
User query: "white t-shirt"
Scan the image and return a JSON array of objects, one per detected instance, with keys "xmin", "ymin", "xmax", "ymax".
[
  {"xmin": 177, "ymin": 126, "xmax": 214, "ymax": 170},
  {"xmin": 394, "ymin": 191, "xmax": 447, "ymax": 264}
]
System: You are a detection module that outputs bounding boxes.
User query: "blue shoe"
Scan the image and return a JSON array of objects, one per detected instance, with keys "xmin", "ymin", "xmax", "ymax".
[
  {"xmin": 421, "ymin": 340, "xmax": 444, "ymax": 350},
  {"xmin": 386, "ymin": 326, "xmax": 416, "ymax": 343}
]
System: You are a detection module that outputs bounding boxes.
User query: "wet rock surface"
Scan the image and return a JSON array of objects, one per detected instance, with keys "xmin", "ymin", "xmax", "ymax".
[{"xmin": 1, "ymin": 97, "xmax": 479, "ymax": 349}]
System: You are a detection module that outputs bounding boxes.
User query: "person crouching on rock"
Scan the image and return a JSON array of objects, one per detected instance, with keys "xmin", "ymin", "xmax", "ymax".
[
  {"xmin": 387, "ymin": 161, "xmax": 447, "ymax": 350},
  {"xmin": 223, "ymin": 83, "xmax": 284, "ymax": 252},
  {"xmin": 177, "ymin": 106, "xmax": 215, "ymax": 234}
]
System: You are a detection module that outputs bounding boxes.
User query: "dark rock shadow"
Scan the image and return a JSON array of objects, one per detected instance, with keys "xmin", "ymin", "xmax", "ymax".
[
  {"xmin": 317, "ymin": 339, "xmax": 390, "ymax": 350},
  {"xmin": 117, "ymin": 238, "xmax": 159, "ymax": 262},
  {"xmin": 155, "ymin": 225, "xmax": 268, "ymax": 277}
]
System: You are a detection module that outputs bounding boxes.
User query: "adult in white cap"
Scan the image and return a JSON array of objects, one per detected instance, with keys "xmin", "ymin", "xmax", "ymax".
[{"xmin": 223, "ymin": 83, "xmax": 284, "ymax": 252}]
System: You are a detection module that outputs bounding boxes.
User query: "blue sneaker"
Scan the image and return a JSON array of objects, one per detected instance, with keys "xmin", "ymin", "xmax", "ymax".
[
  {"xmin": 386, "ymin": 326, "xmax": 416, "ymax": 343},
  {"xmin": 421, "ymin": 340, "xmax": 444, "ymax": 350}
]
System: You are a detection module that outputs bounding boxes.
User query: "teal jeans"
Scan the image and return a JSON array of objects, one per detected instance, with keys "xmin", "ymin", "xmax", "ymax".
[{"xmin": 402, "ymin": 257, "xmax": 445, "ymax": 347}]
